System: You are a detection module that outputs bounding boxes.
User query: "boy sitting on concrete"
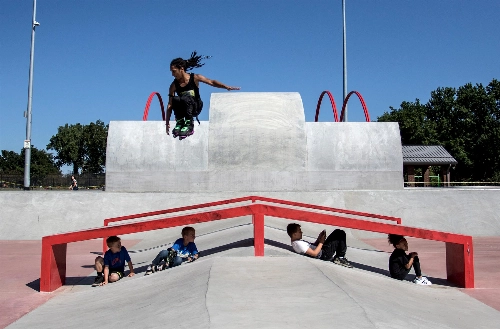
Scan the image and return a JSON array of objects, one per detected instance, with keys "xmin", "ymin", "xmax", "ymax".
[
  {"xmin": 388, "ymin": 234, "xmax": 432, "ymax": 285},
  {"xmin": 145, "ymin": 226, "xmax": 199, "ymax": 275},
  {"xmin": 92, "ymin": 235, "xmax": 135, "ymax": 287},
  {"xmin": 287, "ymin": 223, "xmax": 352, "ymax": 267}
]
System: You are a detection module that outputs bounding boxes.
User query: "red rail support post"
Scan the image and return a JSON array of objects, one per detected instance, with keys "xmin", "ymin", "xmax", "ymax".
[
  {"xmin": 40, "ymin": 238, "xmax": 67, "ymax": 293},
  {"xmin": 253, "ymin": 212, "xmax": 265, "ymax": 256},
  {"xmin": 446, "ymin": 238, "xmax": 474, "ymax": 288}
]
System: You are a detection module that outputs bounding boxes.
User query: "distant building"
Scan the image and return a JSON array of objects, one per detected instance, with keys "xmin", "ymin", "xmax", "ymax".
[{"xmin": 402, "ymin": 145, "xmax": 457, "ymax": 187}]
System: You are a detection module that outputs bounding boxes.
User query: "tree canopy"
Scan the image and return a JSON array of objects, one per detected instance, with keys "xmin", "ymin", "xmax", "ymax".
[
  {"xmin": 0, "ymin": 146, "xmax": 61, "ymax": 179},
  {"xmin": 46, "ymin": 120, "xmax": 108, "ymax": 174},
  {"xmin": 378, "ymin": 79, "xmax": 500, "ymax": 182}
]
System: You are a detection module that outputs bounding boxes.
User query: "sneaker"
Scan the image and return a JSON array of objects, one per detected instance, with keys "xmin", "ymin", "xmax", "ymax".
[
  {"xmin": 145, "ymin": 264, "xmax": 156, "ymax": 276},
  {"xmin": 179, "ymin": 119, "xmax": 194, "ymax": 140},
  {"xmin": 333, "ymin": 256, "xmax": 353, "ymax": 268},
  {"xmin": 157, "ymin": 261, "xmax": 167, "ymax": 271},
  {"xmin": 413, "ymin": 276, "xmax": 432, "ymax": 285},
  {"xmin": 172, "ymin": 118, "xmax": 185, "ymax": 138},
  {"xmin": 92, "ymin": 275, "xmax": 104, "ymax": 287}
]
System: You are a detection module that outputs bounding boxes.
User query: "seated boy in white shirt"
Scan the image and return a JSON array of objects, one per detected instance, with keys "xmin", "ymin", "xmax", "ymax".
[{"xmin": 287, "ymin": 223, "xmax": 352, "ymax": 268}]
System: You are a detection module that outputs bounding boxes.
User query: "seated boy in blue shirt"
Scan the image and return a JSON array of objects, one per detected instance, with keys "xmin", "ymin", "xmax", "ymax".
[
  {"xmin": 146, "ymin": 226, "xmax": 199, "ymax": 275},
  {"xmin": 92, "ymin": 235, "xmax": 135, "ymax": 287}
]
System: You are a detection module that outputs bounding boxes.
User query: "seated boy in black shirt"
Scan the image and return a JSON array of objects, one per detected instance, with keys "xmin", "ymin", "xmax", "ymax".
[{"xmin": 388, "ymin": 234, "xmax": 432, "ymax": 285}]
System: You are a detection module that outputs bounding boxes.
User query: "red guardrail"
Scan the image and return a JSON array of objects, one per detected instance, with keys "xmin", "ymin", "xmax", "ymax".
[
  {"xmin": 101, "ymin": 195, "xmax": 401, "ymax": 253},
  {"xmin": 40, "ymin": 196, "xmax": 474, "ymax": 292}
]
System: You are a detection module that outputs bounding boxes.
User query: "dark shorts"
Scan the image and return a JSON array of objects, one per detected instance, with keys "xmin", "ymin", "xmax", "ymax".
[{"xmin": 108, "ymin": 269, "xmax": 124, "ymax": 280}]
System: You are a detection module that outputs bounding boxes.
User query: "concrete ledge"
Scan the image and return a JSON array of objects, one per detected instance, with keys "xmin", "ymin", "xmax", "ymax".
[{"xmin": 2, "ymin": 189, "xmax": 500, "ymax": 239}]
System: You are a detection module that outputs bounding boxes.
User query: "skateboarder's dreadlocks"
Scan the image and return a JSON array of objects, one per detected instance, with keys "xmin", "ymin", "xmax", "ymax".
[
  {"xmin": 170, "ymin": 51, "xmax": 212, "ymax": 72},
  {"xmin": 166, "ymin": 51, "xmax": 240, "ymax": 140}
]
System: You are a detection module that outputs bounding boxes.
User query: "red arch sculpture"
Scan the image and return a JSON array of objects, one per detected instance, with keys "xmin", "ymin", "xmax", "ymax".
[
  {"xmin": 142, "ymin": 92, "xmax": 165, "ymax": 121},
  {"xmin": 315, "ymin": 90, "xmax": 370, "ymax": 122},
  {"xmin": 314, "ymin": 90, "xmax": 339, "ymax": 122},
  {"xmin": 339, "ymin": 90, "xmax": 370, "ymax": 122}
]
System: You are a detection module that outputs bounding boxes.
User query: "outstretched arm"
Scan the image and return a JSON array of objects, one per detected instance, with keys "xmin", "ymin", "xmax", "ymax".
[
  {"xmin": 127, "ymin": 260, "xmax": 135, "ymax": 277},
  {"xmin": 165, "ymin": 82, "xmax": 176, "ymax": 134},
  {"xmin": 195, "ymin": 74, "xmax": 240, "ymax": 91}
]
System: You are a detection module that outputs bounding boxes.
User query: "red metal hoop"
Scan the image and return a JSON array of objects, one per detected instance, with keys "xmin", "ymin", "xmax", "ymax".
[{"xmin": 142, "ymin": 92, "xmax": 165, "ymax": 121}]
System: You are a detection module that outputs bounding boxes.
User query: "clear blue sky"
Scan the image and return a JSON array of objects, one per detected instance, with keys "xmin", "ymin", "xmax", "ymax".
[{"xmin": 2, "ymin": 0, "xmax": 499, "ymax": 162}]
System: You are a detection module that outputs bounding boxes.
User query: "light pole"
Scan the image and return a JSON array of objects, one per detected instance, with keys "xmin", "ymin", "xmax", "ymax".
[
  {"xmin": 342, "ymin": 0, "xmax": 348, "ymax": 122},
  {"xmin": 24, "ymin": 0, "xmax": 40, "ymax": 190}
]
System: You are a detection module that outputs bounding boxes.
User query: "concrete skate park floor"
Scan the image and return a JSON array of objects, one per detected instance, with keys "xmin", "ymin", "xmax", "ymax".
[{"xmin": 2, "ymin": 216, "xmax": 500, "ymax": 328}]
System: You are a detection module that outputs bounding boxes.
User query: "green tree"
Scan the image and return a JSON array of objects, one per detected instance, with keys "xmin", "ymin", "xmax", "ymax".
[
  {"xmin": 82, "ymin": 120, "xmax": 108, "ymax": 174},
  {"xmin": 0, "ymin": 146, "xmax": 60, "ymax": 180},
  {"xmin": 0, "ymin": 150, "xmax": 24, "ymax": 174},
  {"xmin": 378, "ymin": 79, "xmax": 500, "ymax": 182},
  {"xmin": 47, "ymin": 120, "xmax": 108, "ymax": 174}
]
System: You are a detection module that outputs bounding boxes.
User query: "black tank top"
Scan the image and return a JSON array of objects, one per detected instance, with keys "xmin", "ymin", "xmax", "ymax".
[{"xmin": 173, "ymin": 73, "xmax": 200, "ymax": 99}]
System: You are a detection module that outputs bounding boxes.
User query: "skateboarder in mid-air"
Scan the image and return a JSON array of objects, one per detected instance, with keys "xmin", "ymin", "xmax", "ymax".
[{"xmin": 166, "ymin": 51, "xmax": 240, "ymax": 139}]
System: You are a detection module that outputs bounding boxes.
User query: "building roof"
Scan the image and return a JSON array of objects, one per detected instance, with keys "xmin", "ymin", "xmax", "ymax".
[{"xmin": 402, "ymin": 145, "xmax": 458, "ymax": 166}]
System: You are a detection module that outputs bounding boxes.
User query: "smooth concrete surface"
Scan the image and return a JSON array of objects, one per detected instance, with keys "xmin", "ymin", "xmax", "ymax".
[
  {"xmin": 2, "ymin": 189, "xmax": 500, "ymax": 240},
  {"xmin": 3, "ymin": 206, "xmax": 500, "ymax": 328},
  {"xmin": 105, "ymin": 120, "xmax": 209, "ymax": 192},
  {"xmin": 305, "ymin": 122, "xmax": 403, "ymax": 190},
  {"xmin": 8, "ymin": 248, "xmax": 500, "ymax": 328},
  {"xmin": 208, "ymin": 92, "xmax": 306, "ymax": 171},
  {"xmin": 105, "ymin": 92, "xmax": 403, "ymax": 192}
]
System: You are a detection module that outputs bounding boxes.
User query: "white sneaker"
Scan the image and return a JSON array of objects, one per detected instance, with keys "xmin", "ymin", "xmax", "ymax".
[{"xmin": 413, "ymin": 276, "xmax": 432, "ymax": 285}]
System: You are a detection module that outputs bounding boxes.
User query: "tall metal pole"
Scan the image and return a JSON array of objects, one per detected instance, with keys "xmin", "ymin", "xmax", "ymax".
[
  {"xmin": 342, "ymin": 0, "xmax": 348, "ymax": 122},
  {"xmin": 24, "ymin": 0, "xmax": 40, "ymax": 190}
]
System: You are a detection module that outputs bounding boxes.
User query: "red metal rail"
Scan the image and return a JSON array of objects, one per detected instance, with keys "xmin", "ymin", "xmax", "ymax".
[
  {"xmin": 142, "ymin": 91, "xmax": 165, "ymax": 121},
  {"xmin": 315, "ymin": 90, "xmax": 370, "ymax": 122},
  {"xmin": 104, "ymin": 195, "xmax": 401, "ymax": 226},
  {"xmin": 339, "ymin": 90, "xmax": 370, "ymax": 122},
  {"xmin": 41, "ymin": 197, "xmax": 474, "ymax": 292},
  {"xmin": 101, "ymin": 196, "xmax": 401, "ymax": 253},
  {"xmin": 315, "ymin": 91, "xmax": 339, "ymax": 122}
]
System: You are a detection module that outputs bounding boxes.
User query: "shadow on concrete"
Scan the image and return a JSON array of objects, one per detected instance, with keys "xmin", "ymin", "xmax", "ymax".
[
  {"xmin": 26, "ymin": 238, "xmax": 261, "ymax": 290},
  {"xmin": 264, "ymin": 239, "xmax": 294, "ymax": 252},
  {"xmin": 26, "ymin": 279, "xmax": 41, "ymax": 292},
  {"xmin": 349, "ymin": 261, "xmax": 456, "ymax": 288}
]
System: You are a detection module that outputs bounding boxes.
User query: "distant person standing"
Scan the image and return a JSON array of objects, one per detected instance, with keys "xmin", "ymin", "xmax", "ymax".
[
  {"xmin": 69, "ymin": 175, "xmax": 78, "ymax": 190},
  {"xmin": 166, "ymin": 51, "xmax": 240, "ymax": 140}
]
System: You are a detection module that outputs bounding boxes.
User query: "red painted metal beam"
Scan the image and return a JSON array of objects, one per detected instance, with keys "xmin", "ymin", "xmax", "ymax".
[
  {"xmin": 251, "ymin": 204, "xmax": 474, "ymax": 288},
  {"xmin": 41, "ymin": 198, "xmax": 473, "ymax": 292},
  {"xmin": 104, "ymin": 195, "xmax": 401, "ymax": 226},
  {"xmin": 41, "ymin": 206, "xmax": 253, "ymax": 292},
  {"xmin": 253, "ymin": 212, "xmax": 265, "ymax": 256}
]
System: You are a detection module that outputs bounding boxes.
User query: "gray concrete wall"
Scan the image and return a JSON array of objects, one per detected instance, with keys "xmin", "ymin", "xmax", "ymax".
[
  {"xmin": 1, "ymin": 189, "xmax": 499, "ymax": 239},
  {"xmin": 305, "ymin": 122, "xmax": 403, "ymax": 190},
  {"xmin": 105, "ymin": 93, "xmax": 403, "ymax": 192}
]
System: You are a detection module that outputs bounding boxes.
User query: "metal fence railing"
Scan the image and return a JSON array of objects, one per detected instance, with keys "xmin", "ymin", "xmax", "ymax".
[{"xmin": 0, "ymin": 173, "xmax": 105, "ymax": 190}]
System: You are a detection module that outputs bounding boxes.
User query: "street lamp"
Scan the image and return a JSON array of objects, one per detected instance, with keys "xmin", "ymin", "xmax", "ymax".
[
  {"xmin": 24, "ymin": 0, "xmax": 40, "ymax": 190},
  {"xmin": 342, "ymin": 0, "xmax": 348, "ymax": 122}
]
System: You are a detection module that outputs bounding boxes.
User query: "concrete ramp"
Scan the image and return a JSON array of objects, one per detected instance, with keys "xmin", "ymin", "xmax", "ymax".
[
  {"xmin": 105, "ymin": 92, "xmax": 403, "ymax": 192},
  {"xmin": 9, "ymin": 257, "xmax": 500, "ymax": 328},
  {"xmin": 305, "ymin": 122, "xmax": 404, "ymax": 189}
]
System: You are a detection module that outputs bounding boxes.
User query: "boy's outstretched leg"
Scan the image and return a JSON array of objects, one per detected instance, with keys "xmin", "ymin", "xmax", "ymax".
[{"xmin": 92, "ymin": 256, "xmax": 105, "ymax": 287}]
